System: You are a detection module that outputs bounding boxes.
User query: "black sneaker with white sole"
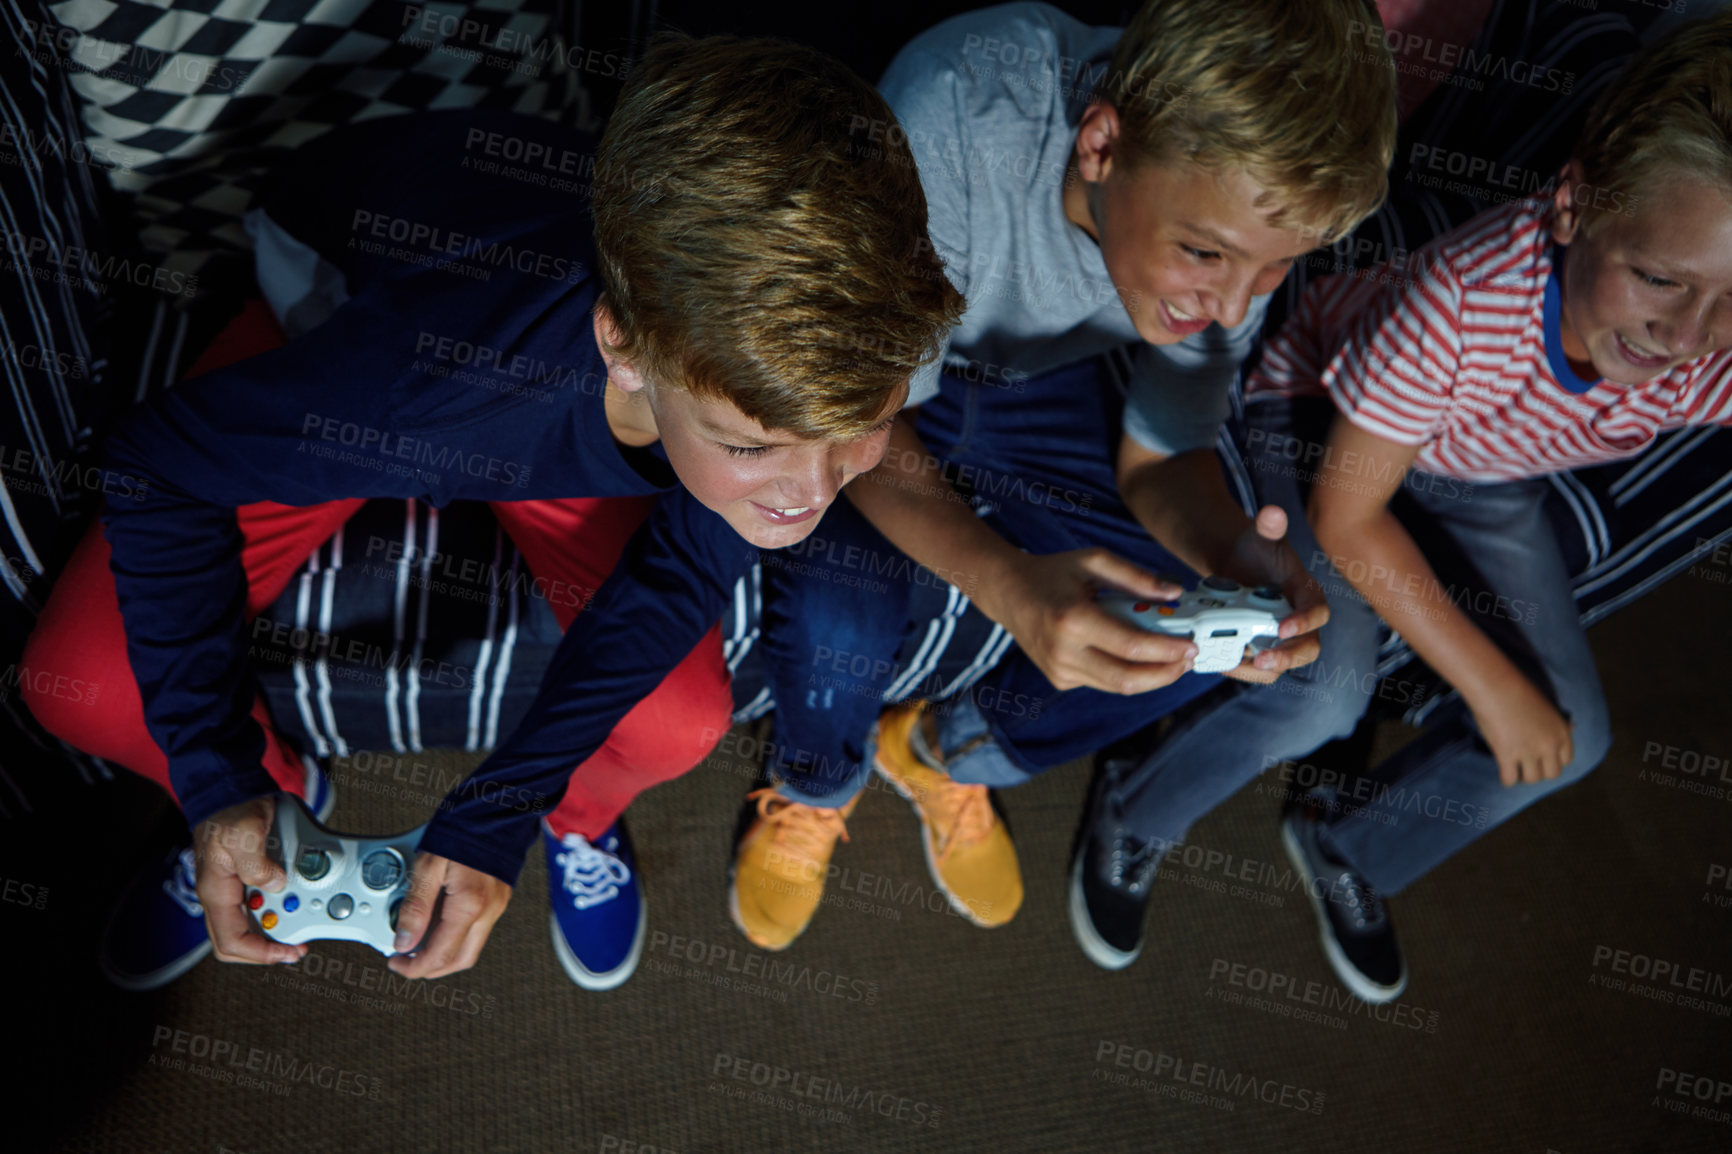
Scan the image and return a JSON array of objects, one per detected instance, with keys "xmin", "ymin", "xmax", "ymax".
[
  {"xmin": 1069, "ymin": 759, "xmax": 1163, "ymax": 970},
  {"xmin": 1280, "ymin": 801, "xmax": 1407, "ymax": 1003}
]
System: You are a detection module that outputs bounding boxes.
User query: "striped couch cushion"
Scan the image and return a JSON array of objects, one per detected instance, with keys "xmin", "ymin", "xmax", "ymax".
[{"xmin": 0, "ymin": 0, "xmax": 122, "ymax": 815}]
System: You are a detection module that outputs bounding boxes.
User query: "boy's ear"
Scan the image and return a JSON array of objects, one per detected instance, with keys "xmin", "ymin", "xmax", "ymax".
[
  {"xmin": 592, "ymin": 305, "xmax": 645, "ymax": 392},
  {"xmin": 1074, "ymin": 102, "xmax": 1122, "ymax": 184},
  {"xmin": 1551, "ymin": 160, "xmax": 1587, "ymax": 246}
]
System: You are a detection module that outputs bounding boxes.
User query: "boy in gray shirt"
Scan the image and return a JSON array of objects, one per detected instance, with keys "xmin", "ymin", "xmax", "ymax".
[{"xmin": 730, "ymin": 0, "xmax": 1397, "ymax": 954}]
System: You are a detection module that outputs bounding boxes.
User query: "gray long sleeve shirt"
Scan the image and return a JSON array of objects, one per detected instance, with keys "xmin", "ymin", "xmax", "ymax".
[{"xmin": 884, "ymin": 1, "xmax": 1269, "ymax": 454}]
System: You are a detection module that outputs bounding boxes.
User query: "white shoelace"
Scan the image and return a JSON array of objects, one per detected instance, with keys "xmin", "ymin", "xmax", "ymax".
[
  {"xmin": 162, "ymin": 847, "xmax": 203, "ymax": 917},
  {"xmin": 554, "ymin": 834, "xmax": 630, "ymax": 911}
]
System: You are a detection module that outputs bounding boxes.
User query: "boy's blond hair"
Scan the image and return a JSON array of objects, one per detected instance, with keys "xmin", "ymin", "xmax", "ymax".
[
  {"xmin": 1573, "ymin": 11, "xmax": 1732, "ymax": 236},
  {"xmin": 591, "ymin": 35, "xmax": 964, "ymax": 440},
  {"xmin": 1101, "ymin": 0, "xmax": 1397, "ymax": 245}
]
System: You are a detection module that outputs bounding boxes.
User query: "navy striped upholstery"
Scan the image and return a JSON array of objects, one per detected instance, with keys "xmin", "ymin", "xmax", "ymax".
[{"xmin": 0, "ymin": 0, "xmax": 120, "ymax": 813}]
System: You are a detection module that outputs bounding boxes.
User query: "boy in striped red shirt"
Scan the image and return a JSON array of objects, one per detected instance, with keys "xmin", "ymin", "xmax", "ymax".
[{"xmin": 1239, "ymin": 12, "xmax": 1732, "ymax": 1002}]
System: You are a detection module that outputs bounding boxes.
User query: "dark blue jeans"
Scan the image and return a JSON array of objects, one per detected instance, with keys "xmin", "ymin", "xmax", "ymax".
[
  {"xmin": 761, "ymin": 356, "xmax": 1225, "ymax": 804},
  {"xmin": 755, "ymin": 498, "xmax": 915, "ymax": 803}
]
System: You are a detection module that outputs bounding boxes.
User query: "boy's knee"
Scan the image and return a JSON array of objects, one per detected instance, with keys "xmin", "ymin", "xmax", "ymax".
[
  {"xmin": 1277, "ymin": 639, "xmax": 1377, "ymax": 746},
  {"xmin": 1316, "ymin": 683, "xmax": 1372, "ymax": 745},
  {"xmin": 15, "ymin": 620, "xmax": 104, "ymax": 739},
  {"xmin": 1562, "ymin": 704, "xmax": 1612, "ymax": 783}
]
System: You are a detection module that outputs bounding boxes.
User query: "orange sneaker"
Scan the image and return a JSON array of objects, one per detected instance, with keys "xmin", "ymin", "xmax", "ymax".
[
  {"xmin": 729, "ymin": 789, "xmax": 860, "ymax": 950},
  {"xmin": 872, "ymin": 702, "xmax": 1022, "ymax": 927}
]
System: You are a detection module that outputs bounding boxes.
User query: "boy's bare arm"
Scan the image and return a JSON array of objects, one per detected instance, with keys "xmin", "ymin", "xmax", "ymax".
[
  {"xmin": 845, "ymin": 415, "xmax": 1201, "ymax": 694},
  {"xmin": 1308, "ymin": 415, "xmax": 1574, "ymax": 785},
  {"xmin": 1116, "ymin": 433, "xmax": 1328, "ymax": 682}
]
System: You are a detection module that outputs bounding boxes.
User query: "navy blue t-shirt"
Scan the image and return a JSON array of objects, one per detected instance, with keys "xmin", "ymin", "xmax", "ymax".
[{"xmin": 100, "ymin": 111, "xmax": 754, "ymax": 883}]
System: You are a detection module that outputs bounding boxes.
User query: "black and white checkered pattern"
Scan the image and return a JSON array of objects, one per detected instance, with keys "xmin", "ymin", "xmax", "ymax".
[{"xmin": 42, "ymin": 0, "xmax": 577, "ymax": 284}]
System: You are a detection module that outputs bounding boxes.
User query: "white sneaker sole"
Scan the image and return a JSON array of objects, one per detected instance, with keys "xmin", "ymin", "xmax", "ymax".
[
  {"xmin": 1067, "ymin": 853, "xmax": 1141, "ymax": 971},
  {"xmin": 547, "ymin": 896, "xmax": 646, "ymax": 992},
  {"xmin": 100, "ymin": 931, "xmax": 213, "ymax": 992},
  {"xmin": 1280, "ymin": 816, "xmax": 1408, "ymax": 1005},
  {"xmin": 98, "ymin": 862, "xmax": 214, "ymax": 992}
]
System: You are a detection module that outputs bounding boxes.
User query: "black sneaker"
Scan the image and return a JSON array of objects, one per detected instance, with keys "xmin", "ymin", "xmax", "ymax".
[
  {"xmin": 1280, "ymin": 801, "xmax": 1407, "ymax": 1003},
  {"xmin": 1069, "ymin": 761, "xmax": 1162, "ymax": 970}
]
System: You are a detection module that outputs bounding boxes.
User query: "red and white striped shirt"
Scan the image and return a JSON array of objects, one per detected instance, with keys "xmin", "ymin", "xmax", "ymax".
[{"xmin": 1247, "ymin": 197, "xmax": 1732, "ymax": 482}]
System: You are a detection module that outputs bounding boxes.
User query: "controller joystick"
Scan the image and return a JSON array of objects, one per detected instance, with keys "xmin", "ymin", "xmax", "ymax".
[
  {"xmin": 247, "ymin": 798, "xmax": 427, "ymax": 956},
  {"xmin": 1097, "ymin": 579, "xmax": 1291, "ymax": 674}
]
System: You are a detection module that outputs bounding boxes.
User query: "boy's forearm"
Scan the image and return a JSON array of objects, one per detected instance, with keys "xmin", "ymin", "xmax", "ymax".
[
  {"xmin": 844, "ymin": 418, "xmax": 1020, "ymax": 616},
  {"xmin": 1313, "ymin": 510, "xmax": 1524, "ymax": 707},
  {"xmin": 1118, "ymin": 448, "xmax": 1253, "ymax": 578}
]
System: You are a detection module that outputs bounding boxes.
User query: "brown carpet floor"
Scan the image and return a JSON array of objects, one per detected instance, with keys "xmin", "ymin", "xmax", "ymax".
[{"xmin": 7, "ymin": 573, "xmax": 1730, "ymax": 1153}]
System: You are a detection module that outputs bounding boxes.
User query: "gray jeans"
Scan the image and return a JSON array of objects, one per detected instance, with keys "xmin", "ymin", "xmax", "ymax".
[{"xmin": 1105, "ymin": 398, "xmax": 1612, "ymax": 895}]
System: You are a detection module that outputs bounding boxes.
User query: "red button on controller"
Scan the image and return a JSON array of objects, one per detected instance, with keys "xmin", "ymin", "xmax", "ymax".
[{"xmin": 246, "ymin": 891, "xmax": 264, "ymax": 910}]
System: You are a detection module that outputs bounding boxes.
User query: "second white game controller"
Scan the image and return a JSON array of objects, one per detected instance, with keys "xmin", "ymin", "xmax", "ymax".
[
  {"xmin": 1098, "ymin": 577, "xmax": 1291, "ymax": 674},
  {"xmin": 246, "ymin": 798, "xmax": 427, "ymax": 956}
]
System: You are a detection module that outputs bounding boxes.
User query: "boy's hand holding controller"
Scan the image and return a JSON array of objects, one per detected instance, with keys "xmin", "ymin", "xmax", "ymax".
[
  {"xmin": 195, "ymin": 797, "xmax": 306, "ymax": 966},
  {"xmin": 985, "ymin": 508, "xmax": 1326, "ymax": 691},
  {"xmin": 387, "ymin": 853, "xmax": 512, "ymax": 980},
  {"xmin": 852, "ymin": 418, "xmax": 1205, "ymax": 694},
  {"xmin": 1209, "ymin": 505, "xmax": 1330, "ymax": 684},
  {"xmin": 195, "ymin": 794, "xmax": 512, "ymax": 978},
  {"xmin": 988, "ymin": 549, "xmax": 1203, "ymax": 692}
]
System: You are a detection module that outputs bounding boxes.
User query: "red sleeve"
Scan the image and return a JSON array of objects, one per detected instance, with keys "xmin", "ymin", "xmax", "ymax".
[{"xmin": 1677, "ymin": 354, "xmax": 1732, "ymax": 426}]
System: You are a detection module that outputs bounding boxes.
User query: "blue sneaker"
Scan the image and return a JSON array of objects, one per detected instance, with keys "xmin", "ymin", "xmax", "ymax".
[
  {"xmin": 99, "ymin": 756, "xmax": 334, "ymax": 991},
  {"xmin": 543, "ymin": 819, "xmax": 645, "ymax": 991}
]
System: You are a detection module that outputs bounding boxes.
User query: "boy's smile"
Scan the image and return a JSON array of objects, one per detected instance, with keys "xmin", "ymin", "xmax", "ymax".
[
  {"xmin": 1063, "ymin": 103, "xmax": 1316, "ymax": 346},
  {"xmin": 1553, "ymin": 164, "xmax": 1732, "ymax": 385},
  {"xmin": 646, "ymin": 384, "xmax": 899, "ymax": 549},
  {"xmin": 594, "ymin": 308, "xmax": 902, "ymax": 549}
]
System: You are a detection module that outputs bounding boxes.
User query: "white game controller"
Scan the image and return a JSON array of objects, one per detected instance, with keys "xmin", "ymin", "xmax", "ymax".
[
  {"xmin": 1098, "ymin": 577, "xmax": 1292, "ymax": 674},
  {"xmin": 245, "ymin": 798, "xmax": 427, "ymax": 956}
]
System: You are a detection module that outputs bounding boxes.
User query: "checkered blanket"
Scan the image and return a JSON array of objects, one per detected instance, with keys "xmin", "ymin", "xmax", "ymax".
[{"xmin": 38, "ymin": 0, "xmax": 576, "ymax": 284}]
